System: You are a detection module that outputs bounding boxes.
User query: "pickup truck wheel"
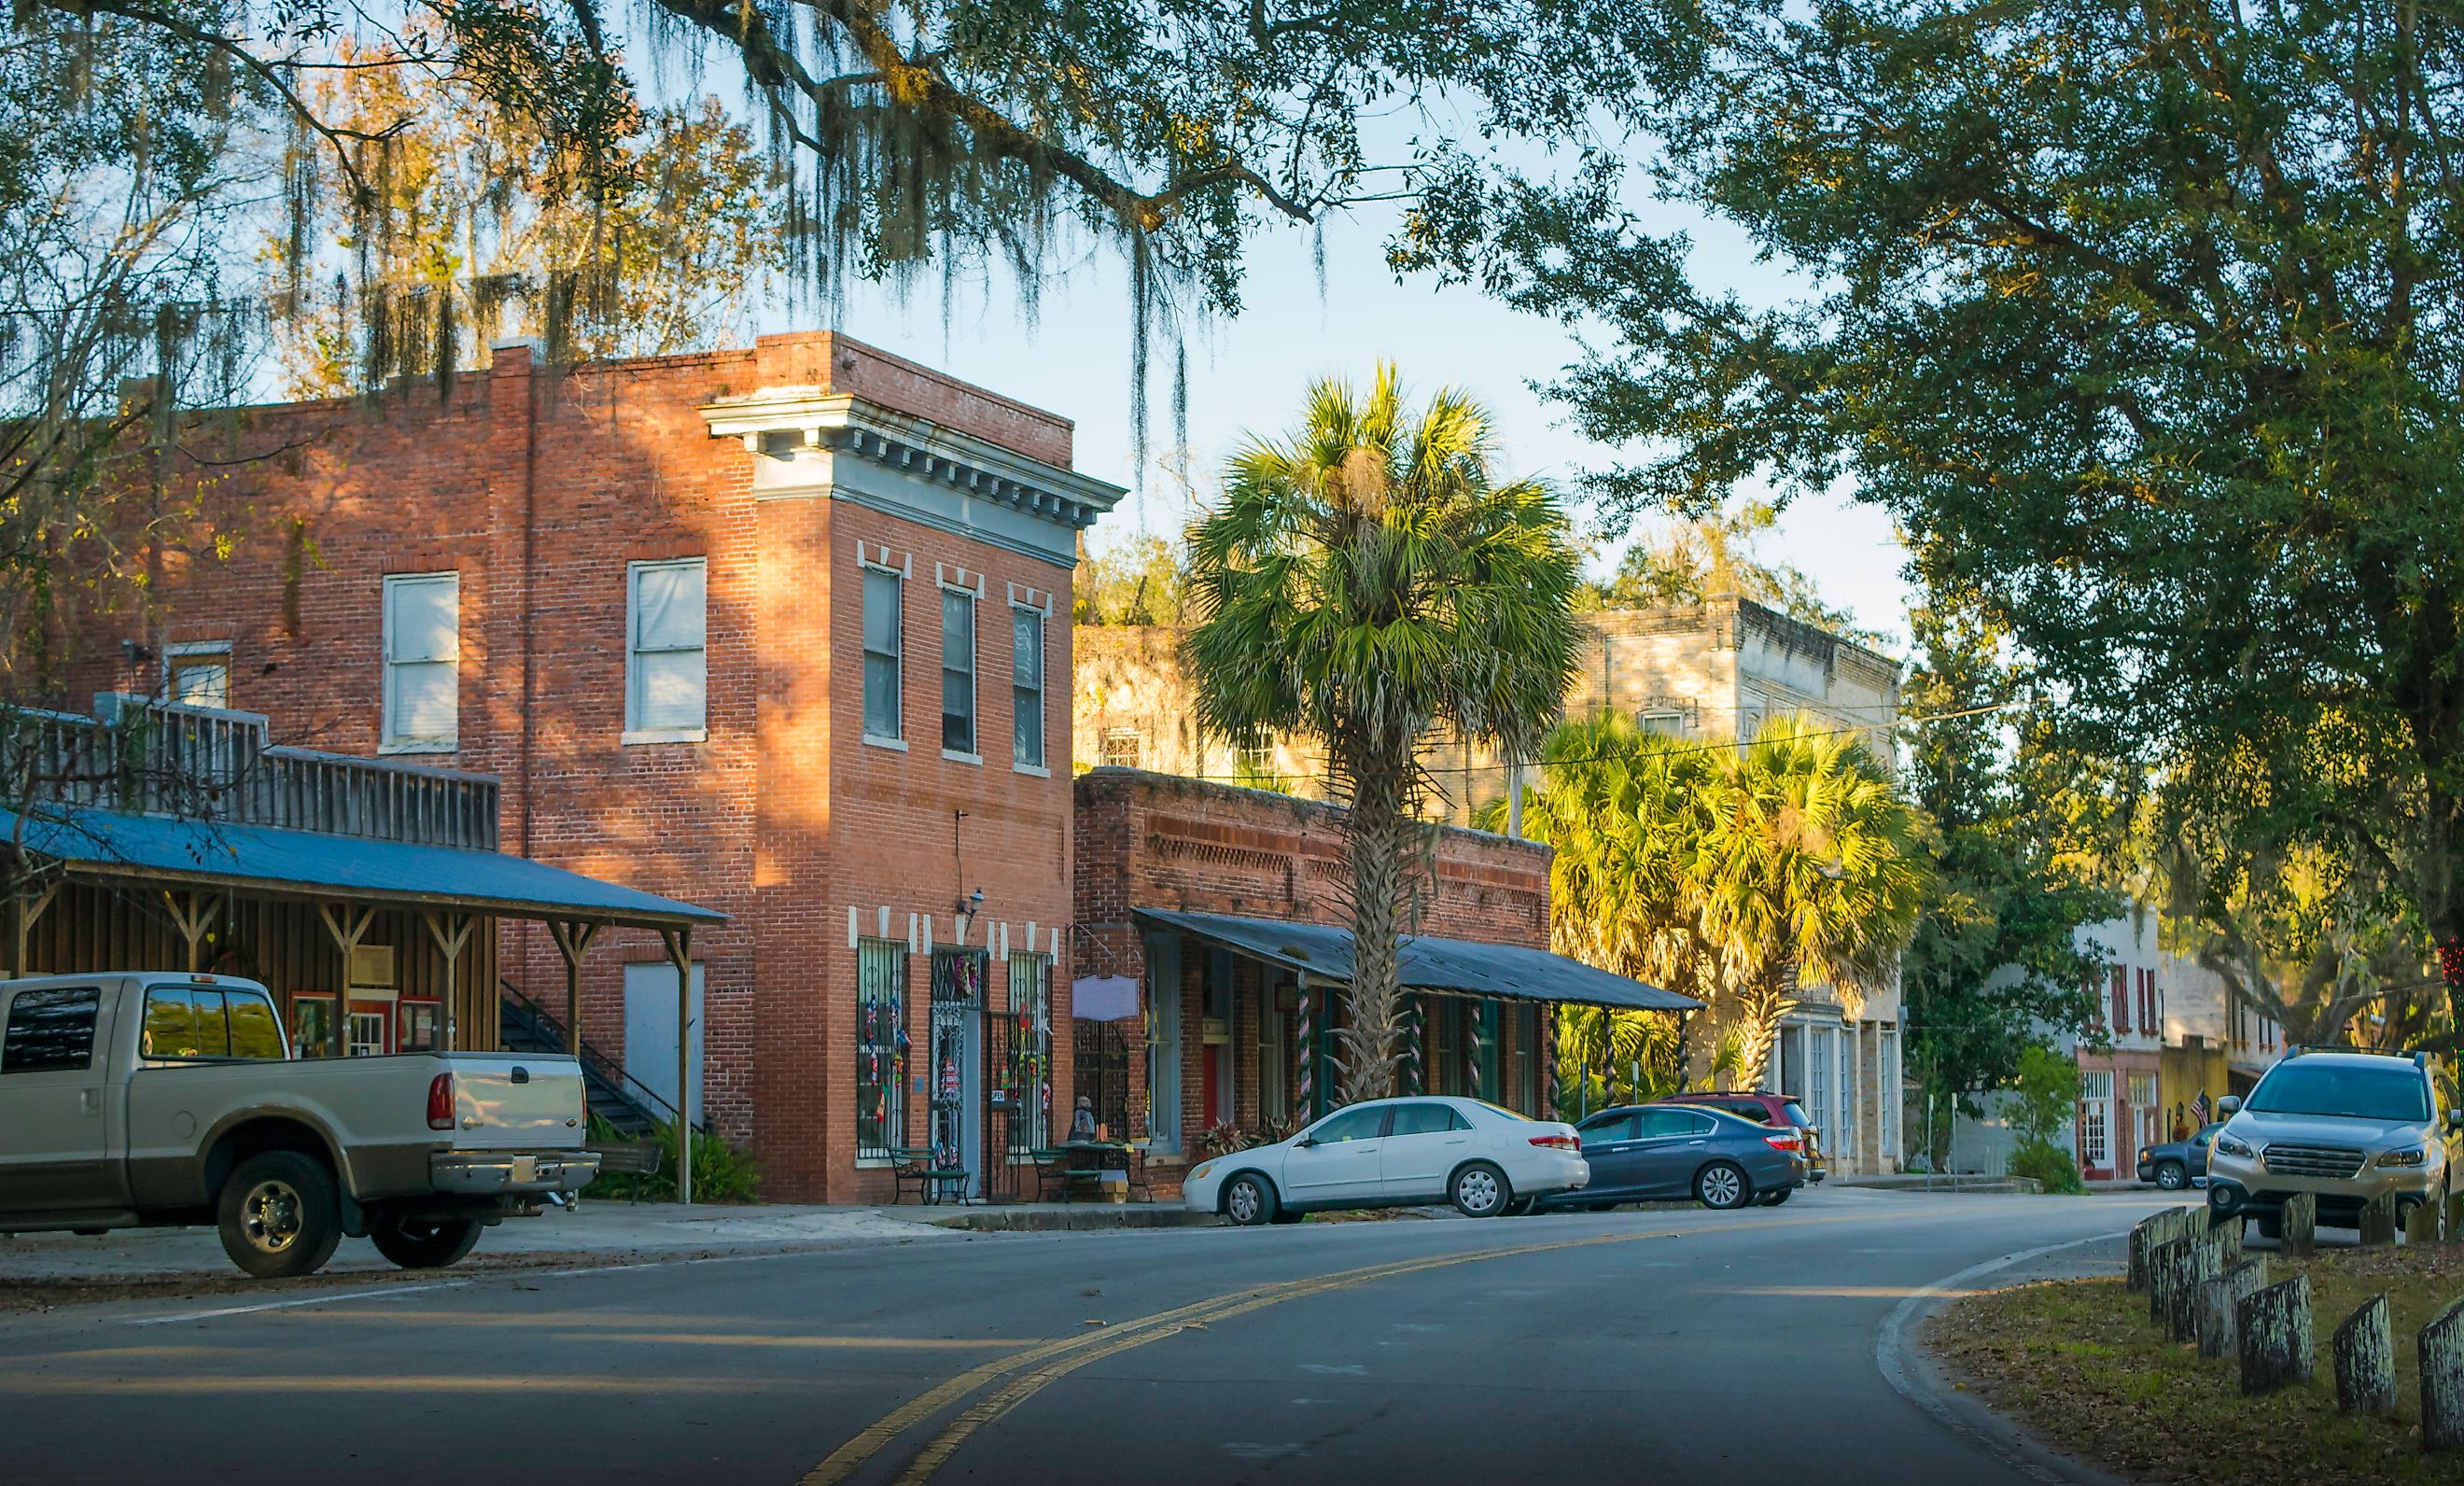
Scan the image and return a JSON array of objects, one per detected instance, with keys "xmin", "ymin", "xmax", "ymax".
[
  {"xmin": 217, "ymin": 1151, "xmax": 342, "ymax": 1280},
  {"xmin": 370, "ymin": 1214, "xmax": 483, "ymax": 1269}
]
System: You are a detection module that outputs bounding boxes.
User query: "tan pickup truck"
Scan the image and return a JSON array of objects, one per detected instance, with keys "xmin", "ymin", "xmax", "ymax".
[{"xmin": 0, "ymin": 971, "xmax": 600, "ymax": 1278}]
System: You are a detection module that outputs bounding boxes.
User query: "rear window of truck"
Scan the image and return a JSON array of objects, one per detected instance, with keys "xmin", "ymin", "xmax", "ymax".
[{"xmin": 142, "ymin": 986, "xmax": 287, "ymax": 1061}]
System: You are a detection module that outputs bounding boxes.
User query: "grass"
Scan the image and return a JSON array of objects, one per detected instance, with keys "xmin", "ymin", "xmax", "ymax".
[{"xmin": 1928, "ymin": 1243, "xmax": 2464, "ymax": 1484}]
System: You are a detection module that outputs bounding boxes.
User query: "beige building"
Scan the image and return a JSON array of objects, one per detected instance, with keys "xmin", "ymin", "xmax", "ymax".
[{"xmin": 1071, "ymin": 594, "xmax": 1912, "ymax": 1172}]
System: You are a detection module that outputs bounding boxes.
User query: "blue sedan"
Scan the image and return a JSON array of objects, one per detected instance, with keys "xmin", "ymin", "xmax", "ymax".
[
  {"xmin": 1539, "ymin": 1103, "xmax": 1807, "ymax": 1212},
  {"xmin": 2136, "ymin": 1122, "xmax": 2224, "ymax": 1190}
]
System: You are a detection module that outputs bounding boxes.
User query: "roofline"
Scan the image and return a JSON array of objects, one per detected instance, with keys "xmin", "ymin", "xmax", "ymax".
[{"xmin": 47, "ymin": 852, "xmax": 728, "ymax": 929}]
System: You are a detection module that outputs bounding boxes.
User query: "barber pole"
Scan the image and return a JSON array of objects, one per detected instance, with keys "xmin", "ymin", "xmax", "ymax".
[
  {"xmin": 1294, "ymin": 980, "xmax": 1314, "ymax": 1122},
  {"xmin": 1405, "ymin": 997, "xmax": 1424, "ymax": 1095},
  {"xmin": 1464, "ymin": 1002, "xmax": 1484, "ymax": 1096}
]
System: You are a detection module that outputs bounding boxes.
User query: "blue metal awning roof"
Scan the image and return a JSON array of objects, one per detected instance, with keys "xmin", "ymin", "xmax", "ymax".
[
  {"xmin": 1, "ymin": 806, "xmax": 725, "ymax": 926},
  {"xmin": 1131, "ymin": 906, "xmax": 1700, "ymax": 1013}
]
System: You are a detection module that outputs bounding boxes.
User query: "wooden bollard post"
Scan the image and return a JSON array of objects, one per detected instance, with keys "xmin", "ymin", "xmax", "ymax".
[
  {"xmin": 2407, "ymin": 1200, "xmax": 2442, "ymax": 1247},
  {"xmin": 2421, "ymin": 1297, "xmax": 2464, "ymax": 1451},
  {"xmin": 2166, "ymin": 1237, "xmax": 2225, "ymax": 1343},
  {"xmin": 2283, "ymin": 1193, "xmax": 2317, "ymax": 1257},
  {"xmin": 2149, "ymin": 1238, "xmax": 2187, "ymax": 1324},
  {"xmin": 2359, "ymin": 1191, "xmax": 2398, "ymax": 1248},
  {"xmin": 2239, "ymin": 1274, "xmax": 2314, "ymax": 1395},
  {"xmin": 2216, "ymin": 1212, "xmax": 2245, "ymax": 1267},
  {"xmin": 2334, "ymin": 1295, "xmax": 2397, "ymax": 1418},
  {"xmin": 2199, "ymin": 1257, "xmax": 2270, "ymax": 1361},
  {"xmin": 2128, "ymin": 1215, "xmax": 2156, "ymax": 1293}
]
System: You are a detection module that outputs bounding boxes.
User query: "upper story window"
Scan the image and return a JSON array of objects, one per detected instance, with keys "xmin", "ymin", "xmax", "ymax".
[
  {"xmin": 1637, "ymin": 708, "xmax": 1686, "ymax": 736},
  {"xmin": 862, "ymin": 567, "xmax": 903, "ymax": 743},
  {"xmin": 382, "ymin": 572, "xmax": 459, "ymax": 752},
  {"xmin": 942, "ymin": 588, "xmax": 977, "ymax": 758},
  {"xmin": 1012, "ymin": 607, "xmax": 1044, "ymax": 770},
  {"xmin": 1100, "ymin": 727, "xmax": 1143, "ymax": 769},
  {"xmin": 626, "ymin": 558, "xmax": 707, "ymax": 742},
  {"xmin": 168, "ymin": 641, "xmax": 231, "ymax": 709}
]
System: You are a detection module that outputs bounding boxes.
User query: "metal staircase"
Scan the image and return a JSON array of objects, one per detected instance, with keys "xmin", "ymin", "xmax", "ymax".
[{"xmin": 497, "ymin": 980, "xmax": 697, "ymax": 1140}]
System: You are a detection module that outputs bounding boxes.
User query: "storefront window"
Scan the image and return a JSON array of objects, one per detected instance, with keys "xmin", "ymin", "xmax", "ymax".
[
  {"xmin": 1005, "ymin": 950, "xmax": 1053, "ymax": 1153},
  {"xmin": 857, "ymin": 938, "xmax": 909, "ymax": 1160}
]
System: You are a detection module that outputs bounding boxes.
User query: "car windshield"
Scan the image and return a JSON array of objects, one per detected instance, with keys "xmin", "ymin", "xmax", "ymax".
[{"xmin": 2246, "ymin": 1063, "xmax": 2429, "ymax": 1122}]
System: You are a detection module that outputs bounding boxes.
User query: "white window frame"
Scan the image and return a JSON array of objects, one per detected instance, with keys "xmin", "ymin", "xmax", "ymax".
[
  {"xmin": 166, "ymin": 640, "xmax": 231, "ymax": 710},
  {"xmin": 1637, "ymin": 708, "xmax": 1686, "ymax": 736},
  {"xmin": 940, "ymin": 582, "xmax": 980, "ymax": 764},
  {"xmin": 623, "ymin": 557, "xmax": 709, "ymax": 745},
  {"xmin": 1100, "ymin": 727, "xmax": 1143, "ymax": 770},
  {"xmin": 861, "ymin": 559, "xmax": 906, "ymax": 750},
  {"xmin": 1010, "ymin": 601, "xmax": 1047, "ymax": 775},
  {"xmin": 2078, "ymin": 1069, "xmax": 2114, "ymax": 1170},
  {"xmin": 381, "ymin": 572, "xmax": 459, "ymax": 754}
]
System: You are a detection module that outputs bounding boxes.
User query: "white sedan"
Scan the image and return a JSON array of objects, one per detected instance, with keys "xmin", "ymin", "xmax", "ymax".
[{"xmin": 1183, "ymin": 1096, "xmax": 1589, "ymax": 1224}]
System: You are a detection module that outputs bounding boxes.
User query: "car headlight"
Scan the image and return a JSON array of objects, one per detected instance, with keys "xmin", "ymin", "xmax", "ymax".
[
  {"xmin": 2375, "ymin": 1147, "xmax": 2429, "ymax": 1169},
  {"xmin": 1189, "ymin": 1161, "xmax": 1215, "ymax": 1183},
  {"xmin": 2215, "ymin": 1134, "xmax": 2255, "ymax": 1158}
]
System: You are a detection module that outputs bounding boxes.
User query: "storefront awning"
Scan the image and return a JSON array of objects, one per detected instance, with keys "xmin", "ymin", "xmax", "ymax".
[
  {"xmin": 0, "ymin": 805, "xmax": 726, "ymax": 928},
  {"xmin": 1131, "ymin": 906, "xmax": 1701, "ymax": 1014}
]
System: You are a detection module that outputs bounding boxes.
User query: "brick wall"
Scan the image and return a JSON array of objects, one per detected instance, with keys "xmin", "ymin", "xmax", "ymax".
[
  {"xmin": 1072, "ymin": 767, "xmax": 1552, "ymax": 1164},
  {"xmin": 107, "ymin": 332, "xmax": 1086, "ymax": 1201}
]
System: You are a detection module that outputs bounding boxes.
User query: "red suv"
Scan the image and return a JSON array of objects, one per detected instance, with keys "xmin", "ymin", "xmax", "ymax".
[{"xmin": 1654, "ymin": 1092, "xmax": 1826, "ymax": 1184}]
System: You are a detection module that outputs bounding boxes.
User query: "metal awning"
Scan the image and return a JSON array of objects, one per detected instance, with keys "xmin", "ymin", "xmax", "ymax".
[
  {"xmin": 1132, "ymin": 906, "xmax": 1701, "ymax": 1013},
  {"xmin": 0, "ymin": 806, "xmax": 726, "ymax": 928}
]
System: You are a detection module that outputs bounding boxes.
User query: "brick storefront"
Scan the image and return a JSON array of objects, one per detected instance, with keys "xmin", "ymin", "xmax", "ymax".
[
  {"xmin": 110, "ymin": 331, "xmax": 1122, "ymax": 1201},
  {"xmin": 1071, "ymin": 768, "xmax": 1558, "ymax": 1187}
]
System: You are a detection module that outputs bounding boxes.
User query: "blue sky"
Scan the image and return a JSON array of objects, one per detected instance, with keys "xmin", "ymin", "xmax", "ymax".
[{"xmin": 763, "ymin": 180, "xmax": 1917, "ymax": 652}]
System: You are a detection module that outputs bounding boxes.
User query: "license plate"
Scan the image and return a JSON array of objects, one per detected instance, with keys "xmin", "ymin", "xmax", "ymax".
[{"xmin": 511, "ymin": 1156, "xmax": 538, "ymax": 1185}]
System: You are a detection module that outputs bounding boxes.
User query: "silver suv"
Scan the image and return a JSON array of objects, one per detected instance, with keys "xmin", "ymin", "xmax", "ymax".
[{"xmin": 2206, "ymin": 1048, "xmax": 2460, "ymax": 1235}]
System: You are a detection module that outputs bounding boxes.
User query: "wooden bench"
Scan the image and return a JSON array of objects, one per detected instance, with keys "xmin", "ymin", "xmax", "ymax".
[
  {"xmin": 890, "ymin": 1147, "xmax": 971, "ymax": 1205},
  {"xmin": 587, "ymin": 1141, "xmax": 664, "ymax": 1202},
  {"xmin": 1030, "ymin": 1149, "xmax": 1108, "ymax": 1203}
]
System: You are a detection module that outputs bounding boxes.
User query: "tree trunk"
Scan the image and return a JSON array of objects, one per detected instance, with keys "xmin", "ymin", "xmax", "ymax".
[
  {"xmin": 1732, "ymin": 963, "xmax": 1791, "ymax": 1094},
  {"xmin": 1333, "ymin": 754, "xmax": 1414, "ymax": 1104}
]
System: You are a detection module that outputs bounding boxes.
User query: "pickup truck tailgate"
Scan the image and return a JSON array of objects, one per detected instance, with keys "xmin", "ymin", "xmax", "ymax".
[{"xmin": 444, "ymin": 1056, "xmax": 588, "ymax": 1149}]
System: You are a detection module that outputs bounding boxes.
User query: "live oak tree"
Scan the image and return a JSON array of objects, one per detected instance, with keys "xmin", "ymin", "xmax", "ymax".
[
  {"xmin": 1183, "ymin": 366, "xmax": 1584, "ymax": 1104},
  {"xmin": 1404, "ymin": 0, "xmax": 2464, "ymax": 1017}
]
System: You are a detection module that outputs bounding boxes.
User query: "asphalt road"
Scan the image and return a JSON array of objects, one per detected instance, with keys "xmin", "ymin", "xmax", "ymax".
[{"xmin": 0, "ymin": 1185, "xmax": 2174, "ymax": 1486}]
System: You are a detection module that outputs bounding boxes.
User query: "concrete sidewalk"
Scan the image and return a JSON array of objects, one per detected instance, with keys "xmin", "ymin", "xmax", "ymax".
[{"xmin": 0, "ymin": 1199, "xmax": 1214, "ymax": 1284}]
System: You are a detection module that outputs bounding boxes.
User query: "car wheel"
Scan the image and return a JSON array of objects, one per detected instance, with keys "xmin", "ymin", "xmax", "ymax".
[
  {"xmin": 2155, "ymin": 1161, "xmax": 2187, "ymax": 1191},
  {"xmin": 1757, "ymin": 1187, "xmax": 1792, "ymax": 1207},
  {"xmin": 1694, "ymin": 1161, "xmax": 1753, "ymax": 1211},
  {"xmin": 2253, "ymin": 1212, "xmax": 2282, "ymax": 1241},
  {"xmin": 217, "ymin": 1151, "xmax": 343, "ymax": 1280},
  {"xmin": 1450, "ymin": 1162, "xmax": 1511, "ymax": 1218},
  {"xmin": 1586, "ymin": 1201, "xmax": 1618, "ymax": 1213},
  {"xmin": 1223, "ymin": 1172, "xmax": 1277, "ymax": 1227},
  {"xmin": 1504, "ymin": 1196, "xmax": 1537, "ymax": 1217},
  {"xmin": 369, "ymin": 1214, "xmax": 483, "ymax": 1269},
  {"xmin": 1268, "ymin": 1209, "xmax": 1305, "ymax": 1226}
]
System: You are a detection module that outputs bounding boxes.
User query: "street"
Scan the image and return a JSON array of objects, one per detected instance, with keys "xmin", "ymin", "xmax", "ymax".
[{"xmin": 0, "ymin": 1187, "xmax": 2168, "ymax": 1486}]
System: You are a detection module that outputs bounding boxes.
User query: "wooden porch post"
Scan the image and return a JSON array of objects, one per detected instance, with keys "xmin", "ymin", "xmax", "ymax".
[
  {"xmin": 315, "ymin": 902, "xmax": 377, "ymax": 1058},
  {"xmin": 547, "ymin": 918, "xmax": 601, "ymax": 1057},
  {"xmin": 12, "ymin": 880, "xmax": 60, "ymax": 979},
  {"xmin": 662, "ymin": 925, "xmax": 694, "ymax": 1205},
  {"xmin": 162, "ymin": 890, "xmax": 222, "ymax": 973},
  {"xmin": 422, "ymin": 911, "xmax": 478, "ymax": 1053}
]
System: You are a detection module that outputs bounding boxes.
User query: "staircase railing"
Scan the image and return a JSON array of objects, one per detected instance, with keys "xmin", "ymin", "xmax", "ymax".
[{"xmin": 499, "ymin": 978, "xmax": 703, "ymax": 1134}]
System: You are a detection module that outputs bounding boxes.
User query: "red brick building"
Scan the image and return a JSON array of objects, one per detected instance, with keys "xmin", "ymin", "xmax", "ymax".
[
  {"xmin": 119, "ymin": 331, "xmax": 1121, "ymax": 1201},
  {"xmin": 1071, "ymin": 768, "xmax": 1694, "ymax": 1192}
]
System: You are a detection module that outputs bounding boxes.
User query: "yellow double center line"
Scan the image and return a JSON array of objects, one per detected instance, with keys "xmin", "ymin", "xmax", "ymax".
[{"xmin": 806, "ymin": 1213, "xmax": 1877, "ymax": 1486}]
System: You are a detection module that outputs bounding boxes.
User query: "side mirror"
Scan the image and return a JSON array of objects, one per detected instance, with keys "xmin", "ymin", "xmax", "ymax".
[
  {"xmin": 1294, "ymin": 1136, "xmax": 1319, "ymax": 1150},
  {"xmin": 2446, "ymin": 1108, "xmax": 2461, "ymax": 1132},
  {"xmin": 2218, "ymin": 1096, "xmax": 2242, "ymax": 1116}
]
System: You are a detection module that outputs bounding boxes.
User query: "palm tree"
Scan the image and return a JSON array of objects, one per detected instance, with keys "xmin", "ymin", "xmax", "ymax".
[
  {"xmin": 1183, "ymin": 365, "xmax": 1584, "ymax": 1103},
  {"xmin": 1695, "ymin": 716, "xmax": 1927, "ymax": 1090}
]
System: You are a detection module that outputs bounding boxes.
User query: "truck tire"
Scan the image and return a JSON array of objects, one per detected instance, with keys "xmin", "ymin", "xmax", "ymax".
[
  {"xmin": 370, "ymin": 1214, "xmax": 483, "ymax": 1269},
  {"xmin": 217, "ymin": 1151, "xmax": 343, "ymax": 1280}
]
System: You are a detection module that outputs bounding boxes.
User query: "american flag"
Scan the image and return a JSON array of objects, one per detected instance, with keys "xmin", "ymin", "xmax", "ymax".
[{"xmin": 2191, "ymin": 1091, "xmax": 2210, "ymax": 1124}]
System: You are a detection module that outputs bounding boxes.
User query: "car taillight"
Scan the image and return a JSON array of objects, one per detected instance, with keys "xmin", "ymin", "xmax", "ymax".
[
  {"xmin": 1529, "ymin": 1134, "xmax": 1580, "ymax": 1152},
  {"xmin": 1764, "ymin": 1133, "xmax": 1800, "ymax": 1153},
  {"xmin": 427, "ymin": 1072, "xmax": 455, "ymax": 1131}
]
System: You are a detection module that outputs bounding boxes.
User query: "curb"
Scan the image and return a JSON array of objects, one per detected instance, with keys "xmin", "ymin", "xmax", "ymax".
[
  {"xmin": 1876, "ymin": 1229, "xmax": 2141, "ymax": 1486},
  {"xmin": 927, "ymin": 1207, "xmax": 1223, "ymax": 1233}
]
